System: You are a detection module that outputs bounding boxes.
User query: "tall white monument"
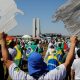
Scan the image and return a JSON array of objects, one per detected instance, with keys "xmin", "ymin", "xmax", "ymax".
[
  {"xmin": 32, "ymin": 18, "xmax": 41, "ymax": 38},
  {"xmin": 32, "ymin": 18, "xmax": 36, "ymax": 38},
  {"xmin": 36, "ymin": 18, "xmax": 40, "ymax": 38}
]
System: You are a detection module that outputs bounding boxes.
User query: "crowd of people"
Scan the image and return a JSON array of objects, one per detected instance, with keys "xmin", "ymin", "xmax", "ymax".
[{"xmin": 0, "ymin": 32, "xmax": 80, "ymax": 80}]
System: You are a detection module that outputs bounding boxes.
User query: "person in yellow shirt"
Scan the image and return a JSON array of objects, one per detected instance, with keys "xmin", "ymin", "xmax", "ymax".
[
  {"xmin": 44, "ymin": 45, "xmax": 59, "ymax": 70},
  {"xmin": 14, "ymin": 41, "xmax": 22, "ymax": 67}
]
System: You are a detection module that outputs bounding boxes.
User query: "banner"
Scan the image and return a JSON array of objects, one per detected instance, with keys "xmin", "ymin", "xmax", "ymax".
[
  {"xmin": 0, "ymin": 0, "xmax": 23, "ymax": 32},
  {"xmin": 54, "ymin": 0, "xmax": 80, "ymax": 36}
]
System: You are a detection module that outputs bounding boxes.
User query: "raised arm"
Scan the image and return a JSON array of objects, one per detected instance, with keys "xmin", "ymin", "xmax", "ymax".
[
  {"xmin": 64, "ymin": 36, "xmax": 77, "ymax": 69},
  {"xmin": 0, "ymin": 33, "xmax": 27, "ymax": 80},
  {"xmin": 0, "ymin": 33, "xmax": 13, "ymax": 68}
]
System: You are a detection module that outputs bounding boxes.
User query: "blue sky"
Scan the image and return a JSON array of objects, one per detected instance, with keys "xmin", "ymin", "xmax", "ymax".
[{"xmin": 8, "ymin": 0, "xmax": 69, "ymax": 35}]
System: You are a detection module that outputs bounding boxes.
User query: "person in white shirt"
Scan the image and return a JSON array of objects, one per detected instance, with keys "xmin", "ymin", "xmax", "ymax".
[
  {"xmin": 75, "ymin": 46, "xmax": 79, "ymax": 59},
  {"xmin": 0, "ymin": 32, "xmax": 77, "ymax": 80},
  {"xmin": 48, "ymin": 40, "xmax": 54, "ymax": 49},
  {"xmin": 71, "ymin": 49, "xmax": 80, "ymax": 80}
]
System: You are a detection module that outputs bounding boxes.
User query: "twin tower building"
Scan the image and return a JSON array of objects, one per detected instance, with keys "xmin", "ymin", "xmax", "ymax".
[{"xmin": 32, "ymin": 18, "xmax": 41, "ymax": 38}]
